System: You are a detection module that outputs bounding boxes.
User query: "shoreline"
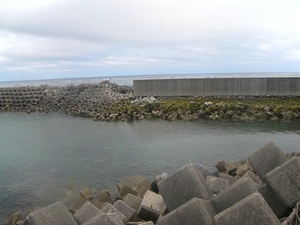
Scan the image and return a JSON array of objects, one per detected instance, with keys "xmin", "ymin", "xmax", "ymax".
[{"xmin": 0, "ymin": 81, "xmax": 300, "ymax": 122}]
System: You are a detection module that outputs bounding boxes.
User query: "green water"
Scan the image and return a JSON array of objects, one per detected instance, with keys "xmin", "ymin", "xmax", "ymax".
[{"xmin": 0, "ymin": 112, "xmax": 299, "ymax": 222}]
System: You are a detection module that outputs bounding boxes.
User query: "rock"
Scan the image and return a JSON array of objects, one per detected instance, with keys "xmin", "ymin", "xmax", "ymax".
[
  {"xmin": 206, "ymin": 176, "xmax": 231, "ymax": 194},
  {"xmin": 247, "ymin": 142, "xmax": 287, "ymax": 181},
  {"xmin": 123, "ymin": 194, "xmax": 142, "ymax": 211},
  {"xmin": 118, "ymin": 175, "xmax": 151, "ymax": 199},
  {"xmin": 155, "ymin": 173, "xmax": 168, "ymax": 183},
  {"xmin": 213, "ymin": 193, "xmax": 281, "ymax": 225},
  {"xmin": 265, "ymin": 157, "xmax": 300, "ymax": 207},
  {"xmin": 6, "ymin": 211, "xmax": 24, "ymax": 225},
  {"xmin": 235, "ymin": 162, "xmax": 250, "ymax": 176},
  {"xmin": 215, "ymin": 161, "xmax": 237, "ymax": 175},
  {"xmin": 157, "ymin": 164, "xmax": 213, "ymax": 211},
  {"xmin": 80, "ymin": 188, "xmax": 92, "ymax": 200},
  {"xmin": 113, "ymin": 200, "xmax": 136, "ymax": 223},
  {"xmin": 69, "ymin": 196, "xmax": 87, "ymax": 214},
  {"xmin": 73, "ymin": 201, "xmax": 101, "ymax": 225},
  {"xmin": 189, "ymin": 163, "xmax": 219, "ymax": 178},
  {"xmin": 91, "ymin": 190, "xmax": 114, "ymax": 209},
  {"xmin": 157, "ymin": 198, "xmax": 216, "ymax": 225},
  {"xmin": 23, "ymin": 202, "xmax": 77, "ymax": 225},
  {"xmin": 211, "ymin": 177, "xmax": 257, "ymax": 213},
  {"xmin": 137, "ymin": 190, "xmax": 166, "ymax": 222}
]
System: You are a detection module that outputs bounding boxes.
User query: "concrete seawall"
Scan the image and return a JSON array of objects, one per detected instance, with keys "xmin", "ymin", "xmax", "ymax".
[{"xmin": 133, "ymin": 77, "xmax": 300, "ymax": 96}]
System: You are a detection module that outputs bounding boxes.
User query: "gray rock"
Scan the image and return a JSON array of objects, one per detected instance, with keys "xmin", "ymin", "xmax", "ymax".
[
  {"xmin": 158, "ymin": 164, "xmax": 213, "ymax": 211},
  {"xmin": 123, "ymin": 194, "xmax": 142, "ymax": 211},
  {"xmin": 218, "ymin": 173, "xmax": 236, "ymax": 185},
  {"xmin": 113, "ymin": 200, "xmax": 136, "ymax": 223},
  {"xmin": 91, "ymin": 190, "xmax": 114, "ymax": 209},
  {"xmin": 211, "ymin": 177, "xmax": 257, "ymax": 213},
  {"xmin": 6, "ymin": 211, "xmax": 24, "ymax": 225},
  {"xmin": 189, "ymin": 163, "xmax": 219, "ymax": 178},
  {"xmin": 206, "ymin": 175, "xmax": 231, "ymax": 194},
  {"xmin": 265, "ymin": 157, "xmax": 300, "ymax": 207},
  {"xmin": 69, "ymin": 196, "xmax": 87, "ymax": 214},
  {"xmin": 23, "ymin": 202, "xmax": 77, "ymax": 225},
  {"xmin": 213, "ymin": 193, "xmax": 281, "ymax": 225},
  {"xmin": 138, "ymin": 190, "xmax": 166, "ymax": 222},
  {"xmin": 73, "ymin": 201, "xmax": 101, "ymax": 224},
  {"xmin": 247, "ymin": 142, "xmax": 286, "ymax": 181},
  {"xmin": 157, "ymin": 198, "xmax": 216, "ymax": 225},
  {"xmin": 155, "ymin": 172, "xmax": 168, "ymax": 183},
  {"xmin": 101, "ymin": 203, "xmax": 126, "ymax": 223},
  {"xmin": 242, "ymin": 169, "xmax": 263, "ymax": 186},
  {"xmin": 118, "ymin": 175, "xmax": 151, "ymax": 198},
  {"xmin": 81, "ymin": 212, "xmax": 124, "ymax": 225},
  {"xmin": 258, "ymin": 183, "xmax": 286, "ymax": 217}
]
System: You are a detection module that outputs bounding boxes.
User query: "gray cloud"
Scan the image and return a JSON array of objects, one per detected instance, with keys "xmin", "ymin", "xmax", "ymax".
[{"xmin": 0, "ymin": 0, "xmax": 300, "ymax": 81}]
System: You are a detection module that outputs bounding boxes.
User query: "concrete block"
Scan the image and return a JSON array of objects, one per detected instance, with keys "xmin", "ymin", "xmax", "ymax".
[
  {"xmin": 265, "ymin": 157, "xmax": 300, "ymax": 207},
  {"xmin": 80, "ymin": 188, "xmax": 92, "ymax": 200},
  {"xmin": 242, "ymin": 169, "xmax": 263, "ymax": 186},
  {"xmin": 214, "ymin": 192, "xmax": 281, "ymax": 225},
  {"xmin": 91, "ymin": 190, "xmax": 114, "ymax": 209},
  {"xmin": 219, "ymin": 173, "xmax": 236, "ymax": 184},
  {"xmin": 138, "ymin": 190, "xmax": 166, "ymax": 222},
  {"xmin": 157, "ymin": 164, "xmax": 213, "ymax": 211},
  {"xmin": 123, "ymin": 193, "xmax": 142, "ymax": 210},
  {"xmin": 73, "ymin": 201, "xmax": 101, "ymax": 224},
  {"xmin": 24, "ymin": 202, "xmax": 77, "ymax": 225},
  {"xmin": 118, "ymin": 175, "xmax": 151, "ymax": 198},
  {"xmin": 69, "ymin": 196, "xmax": 87, "ymax": 214},
  {"xmin": 211, "ymin": 177, "xmax": 257, "ymax": 213},
  {"xmin": 81, "ymin": 212, "xmax": 124, "ymax": 225},
  {"xmin": 189, "ymin": 163, "xmax": 219, "ymax": 178},
  {"xmin": 247, "ymin": 142, "xmax": 286, "ymax": 180},
  {"xmin": 258, "ymin": 183, "xmax": 286, "ymax": 217},
  {"xmin": 101, "ymin": 203, "xmax": 126, "ymax": 223},
  {"xmin": 157, "ymin": 198, "xmax": 216, "ymax": 225},
  {"xmin": 206, "ymin": 175, "xmax": 230, "ymax": 194},
  {"xmin": 113, "ymin": 200, "xmax": 136, "ymax": 222}
]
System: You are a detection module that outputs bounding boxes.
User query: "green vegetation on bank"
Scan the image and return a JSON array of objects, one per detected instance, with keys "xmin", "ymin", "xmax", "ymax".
[{"xmin": 113, "ymin": 97, "xmax": 300, "ymax": 122}]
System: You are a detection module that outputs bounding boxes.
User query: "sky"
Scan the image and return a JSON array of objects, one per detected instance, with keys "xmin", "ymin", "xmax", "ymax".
[{"xmin": 0, "ymin": 0, "xmax": 300, "ymax": 81}]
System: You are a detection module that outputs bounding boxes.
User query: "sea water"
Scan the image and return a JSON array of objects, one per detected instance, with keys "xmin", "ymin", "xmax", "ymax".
[{"xmin": 0, "ymin": 112, "xmax": 299, "ymax": 222}]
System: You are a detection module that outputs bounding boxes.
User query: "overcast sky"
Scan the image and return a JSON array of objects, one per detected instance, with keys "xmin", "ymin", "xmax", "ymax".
[{"xmin": 1, "ymin": 0, "xmax": 300, "ymax": 81}]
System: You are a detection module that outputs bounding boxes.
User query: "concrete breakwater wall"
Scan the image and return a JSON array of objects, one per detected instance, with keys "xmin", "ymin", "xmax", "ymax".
[{"xmin": 133, "ymin": 77, "xmax": 300, "ymax": 96}]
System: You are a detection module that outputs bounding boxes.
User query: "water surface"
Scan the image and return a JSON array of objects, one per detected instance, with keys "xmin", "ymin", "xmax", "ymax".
[{"xmin": 0, "ymin": 112, "xmax": 299, "ymax": 222}]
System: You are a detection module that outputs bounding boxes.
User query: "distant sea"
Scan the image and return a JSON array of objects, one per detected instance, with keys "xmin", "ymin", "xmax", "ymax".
[{"xmin": 1, "ymin": 72, "xmax": 300, "ymax": 87}]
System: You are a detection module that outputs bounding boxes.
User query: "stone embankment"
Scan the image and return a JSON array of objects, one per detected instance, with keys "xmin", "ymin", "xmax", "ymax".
[
  {"xmin": 7, "ymin": 142, "xmax": 300, "ymax": 225},
  {"xmin": 1, "ymin": 81, "xmax": 300, "ymax": 122}
]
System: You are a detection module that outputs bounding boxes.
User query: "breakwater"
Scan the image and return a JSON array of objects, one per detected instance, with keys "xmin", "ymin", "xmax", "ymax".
[
  {"xmin": 1, "ymin": 81, "xmax": 300, "ymax": 121},
  {"xmin": 133, "ymin": 77, "xmax": 300, "ymax": 96}
]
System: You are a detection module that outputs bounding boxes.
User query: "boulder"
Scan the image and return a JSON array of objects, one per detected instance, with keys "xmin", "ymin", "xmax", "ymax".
[
  {"xmin": 157, "ymin": 198, "xmax": 216, "ymax": 225},
  {"xmin": 211, "ymin": 177, "xmax": 257, "ymax": 213},
  {"xmin": 247, "ymin": 142, "xmax": 286, "ymax": 181},
  {"xmin": 137, "ymin": 190, "xmax": 166, "ymax": 222},
  {"xmin": 73, "ymin": 201, "xmax": 101, "ymax": 225},
  {"xmin": 265, "ymin": 157, "xmax": 300, "ymax": 207},
  {"xmin": 206, "ymin": 176, "xmax": 231, "ymax": 194},
  {"xmin": 189, "ymin": 163, "xmax": 219, "ymax": 178},
  {"xmin": 214, "ymin": 193, "xmax": 281, "ymax": 225},
  {"xmin": 118, "ymin": 175, "xmax": 151, "ymax": 199},
  {"xmin": 158, "ymin": 164, "xmax": 213, "ymax": 211},
  {"xmin": 80, "ymin": 188, "xmax": 92, "ymax": 200},
  {"xmin": 23, "ymin": 202, "xmax": 77, "ymax": 225}
]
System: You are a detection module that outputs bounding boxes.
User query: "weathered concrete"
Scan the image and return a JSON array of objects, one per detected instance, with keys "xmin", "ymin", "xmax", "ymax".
[
  {"xmin": 23, "ymin": 202, "xmax": 77, "ymax": 225},
  {"xmin": 242, "ymin": 169, "xmax": 263, "ymax": 186},
  {"xmin": 157, "ymin": 198, "xmax": 216, "ymax": 225},
  {"xmin": 81, "ymin": 212, "xmax": 124, "ymax": 225},
  {"xmin": 258, "ymin": 183, "xmax": 287, "ymax": 217},
  {"xmin": 101, "ymin": 203, "xmax": 126, "ymax": 223},
  {"xmin": 69, "ymin": 197, "xmax": 87, "ymax": 214},
  {"xmin": 248, "ymin": 142, "xmax": 287, "ymax": 180},
  {"xmin": 213, "ymin": 193, "xmax": 281, "ymax": 225},
  {"xmin": 157, "ymin": 164, "xmax": 213, "ymax": 211},
  {"xmin": 265, "ymin": 157, "xmax": 300, "ymax": 207},
  {"xmin": 133, "ymin": 77, "xmax": 300, "ymax": 96},
  {"xmin": 91, "ymin": 190, "xmax": 114, "ymax": 209},
  {"xmin": 113, "ymin": 200, "xmax": 136, "ymax": 223},
  {"xmin": 123, "ymin": 194, "xmax": 142, "ymax": 211},
  {"xmin": 73, "ymin": 201, "xmax": 101, "ymax": 225},
  {"xmin": 137, "ymin": 190, "xmax": 166, "ymax": 222},
  {"xmin": 117, "ymin": 175, "xmax": 151, "ymax": 199},
  {"xmin": 211, "ymin": 177, "xmax": 257, "ymax": 213},
  {"xmin": 206, "ymin": 175, "xmax": 231, "ymax": 194}
]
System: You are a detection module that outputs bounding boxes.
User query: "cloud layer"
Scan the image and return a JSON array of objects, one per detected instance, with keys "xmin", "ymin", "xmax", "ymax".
[{"xmin": 1, "ymin": 0, "xmax": 300, "ymax": 81}]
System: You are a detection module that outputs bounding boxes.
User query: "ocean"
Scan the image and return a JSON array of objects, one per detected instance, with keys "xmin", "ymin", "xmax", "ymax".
[{"xmin": 0, "ymin": 73, "xmax": 300, "ymax": 223}]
